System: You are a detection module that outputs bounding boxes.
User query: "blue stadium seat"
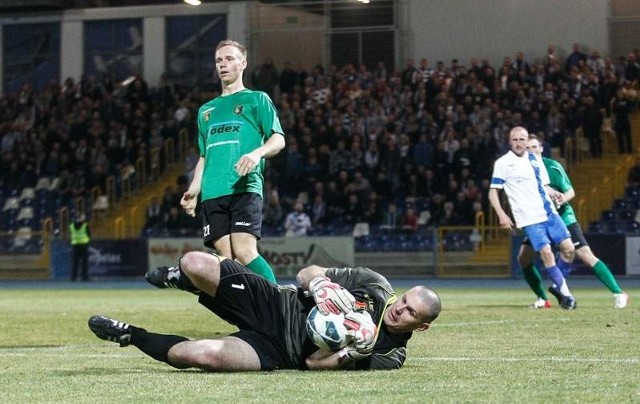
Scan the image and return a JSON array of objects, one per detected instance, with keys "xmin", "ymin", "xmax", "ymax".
[
  {"xmin": 625, "ymin": 186, "xmax": 640, "ymax": 200},
  {"xmin": 587, "ymin": 221, "xmax": 607, "ymax": 234},
  {"xmin": 611, "ymin": 221, "xmax": 628, "ymax": 234},
  {"xmin": 616, "ymin": 209, "xmax": 635, "ymax": 222},
  {"xmin": 355, "ymin": 235, "xmax": 381, "ymax": 252},
  {"xmin": 600, "ymin": 210, "xmax": 615, "ymax": 223},
  {"xmin": 626, "ymin": 221, "xmax": 640, "ymax": 234},
  {"xmin": 612, "ymin": 198, "xmax": 628, "ymax": 212}
]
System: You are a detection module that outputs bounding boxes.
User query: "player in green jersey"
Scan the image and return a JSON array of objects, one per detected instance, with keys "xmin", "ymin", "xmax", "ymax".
[
  {"xmin": 520, "ymin": 135, "xmax": 629, "ymax": 309},
  {"xmin": 179, "ymin": 39, "xmax": 285, "ymax": 284}
]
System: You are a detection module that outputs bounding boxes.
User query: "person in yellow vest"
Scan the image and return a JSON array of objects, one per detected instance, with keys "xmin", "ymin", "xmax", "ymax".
[{"xmin": 69, "ymin": 213, "xmax": 91, "ymax": 281}]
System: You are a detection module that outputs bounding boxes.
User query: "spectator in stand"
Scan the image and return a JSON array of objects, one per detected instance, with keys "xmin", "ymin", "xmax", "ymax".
[
  {"xmin": 364, "ymin": 141, "xmax": 380, "ymax": 175},
  {"xmin": 625, "ymin": 52, "xmax": 640, "ymax": 85},
  {"xmin": 323, "ymin": 180, "xmax": 344, "ymax": 224},
  {"xmin": 165, "ymin": 206, "xmax": 186, "ymax": 234},
  {"xmin": 580, "ymin": 95, "xmax": 604, "ymax": 158},
  {"xmin": 437, "ymin": 201, "xmax": 463, "ymax": 226},
  {"xmin": 279, "ymin": 61, "xmax": 298, "ymax": 96},
  {"xmin": 160, "ymin": 185, "xmax": 180, "ymax": 217},
  {"xmin": 362, "ymin": 191, "xmax": 384, "ymax": 228},
  {"xmin": 454, "ymin": 191, "xmax": 476, "ymax": 225},
  {"xmin": 4, "ymin": 41, "xmax": 640, "ymax": 247},
  {"xmin": 401, "ymin": 58, "xmax": 417, "ymax": 89},
  {"xmin": 350, "ymin": 170, "xmax": 372, "ymax": 202},
  {"xmin": 310, "ymin": 193, "xmax": 328, "ymax": 228},
  {"xmin": 381, "ymin": 201, "xmax": 403, "ymax": 232},
  {"xmin": 611, "ymin": 86, "xmax": 634, "ymax": 154},
  {"xmin": 627, "ymin": 158, "xmax": 640, "ymax": 188},
  {"xmin": 565, "ymin": 43, "xmax": 587, "ymax": 73},
  {"xmin": 343, "ymin": 193, "xmax": 363, "ymax": 226},
  {"xmin": 251, "ymin": 57, "xmax": 279, "ymax": 100},
  {"xmin": 144, "ymin": 196, "xmax": 163, "ymax": 232},
  {"xmin": 284, "ymin": 200, "xmax": 312, "ymax": 237},
  {"xmin": 401, "ymin": 206, "xmax": 419, "ymax": 233}
]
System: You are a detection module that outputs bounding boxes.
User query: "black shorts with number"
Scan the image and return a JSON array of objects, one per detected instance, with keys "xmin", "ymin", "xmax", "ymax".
[
  {"xmin": 198, "ymin": 259, "xmax": 299, "ymax": 370},
  {"xmin": 201, "ymin": 192, "xmax": 264, "ymax": 248},
  {"xmin": 522, "ymin": 222, "xmax": 588, "ymax": 250}
]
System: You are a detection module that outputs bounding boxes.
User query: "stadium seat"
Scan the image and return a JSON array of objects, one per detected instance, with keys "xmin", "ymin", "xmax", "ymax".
[
  {"xmin": 49, "ymin": 177, "xmax": 61, "ymax": 192},
  {"xmin": 35, "ymin": 177, "xmax": 51, "ymax": 193},
  {"xmin": 600, "ymin": 210, "xmax": 615, "ymax": 223},
  {"xmin": 417, "ymin": 234, "xmax": 434, "ymax": 250},
  {"xmin": 92, "ymin": 195, "xmax": 110, "ymax": 216},
  {"xmin": 612, "ymin": 198, "xmax": 628, "ymax": 212},
  {"xmin": 16, "ymin": 207, "xmax": 34, "ymax": 222},
  {"xmin": 626, "ymin": 221, "xmax": 640, "ymax": 234},
  {"xmin": 19, "ymin": 187, "xmax": 35, "ymax": 206},
  {"xmin": 3, "ymin": 197, "xmax": 20, "ymax": 212},
  {"xmin": 611, "ymin": 221, "xmax": 627, "ymax": 234},
  {"xmin": 418, "ymin": 211, "xmax": 431, "ymax": 226},
  {"xmin": 12, "ymin": 226, "xmax": 33, "ymax": 250},
  {"xmin": 625, "ymin": 186, "xmax": 640, "ymax": 200},
  {"xmin": 352, "ymin": 222, "xmax": 370, "ymax": 237},
  {"xmin": 405, "ymin": 234, "xmax": 423, "ymax": 251}
]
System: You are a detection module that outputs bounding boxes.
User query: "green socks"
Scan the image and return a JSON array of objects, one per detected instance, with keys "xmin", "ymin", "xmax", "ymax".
[
  {"xmin": 524, "ymin": 260, "xmax": 623, "ymax": 296},
  {"xmin": 246, "ymin": 255, "xmax": 277, "ymax": 284},
  {"xmin": 522, "ymin": 264, "xmax": 548, "ymax": 300},
  {"xmin": 591, "ymin": 260, "xmax": 623, "ymax": 294}
]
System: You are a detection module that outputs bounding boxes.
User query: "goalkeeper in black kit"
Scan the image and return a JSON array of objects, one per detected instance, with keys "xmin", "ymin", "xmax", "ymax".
[{"xmin": 87, "ymin": 251, "xmax": 441, "ymax": 371}]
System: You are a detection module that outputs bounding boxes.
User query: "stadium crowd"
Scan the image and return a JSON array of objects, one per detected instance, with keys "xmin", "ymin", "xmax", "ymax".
[{"xmin": 1, "ymin": 43, "xmax": 639, "ymax": 240}]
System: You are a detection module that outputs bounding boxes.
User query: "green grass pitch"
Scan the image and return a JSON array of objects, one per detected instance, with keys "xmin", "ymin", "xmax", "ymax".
[{"xmin": 0, "ymin": 285, "xmax": 637, "ymax": 403}]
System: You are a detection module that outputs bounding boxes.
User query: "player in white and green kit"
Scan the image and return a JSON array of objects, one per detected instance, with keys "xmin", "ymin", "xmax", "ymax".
[
  {"xmin": 179, "ymin": 39, "xmax": 285, "ymax": 283},
  {"xmin": 521, "ymin": 136, "xmax": 629, "ymax": 308}
]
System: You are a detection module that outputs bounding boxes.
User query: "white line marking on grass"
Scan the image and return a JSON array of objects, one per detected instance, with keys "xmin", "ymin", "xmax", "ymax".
[
  {"xmin": 0, "ymin": 345, "xmax": 136, "ymax": 357},
  {"xmin": 411, "ymin": 357, "xmax": 639, "ymax": 363},
  {"xmin": 0, "ymin": 352, "xmax": 132, "ymax": 358},
  {"xmin": 436, "ymin": 318, "xmax": 569, "ymax": 327}
]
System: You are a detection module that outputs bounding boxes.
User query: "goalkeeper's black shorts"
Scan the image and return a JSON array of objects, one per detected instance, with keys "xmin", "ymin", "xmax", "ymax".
[{"xmin": 198, "ymin": 259, "xmax": 291, "ymax": 370}]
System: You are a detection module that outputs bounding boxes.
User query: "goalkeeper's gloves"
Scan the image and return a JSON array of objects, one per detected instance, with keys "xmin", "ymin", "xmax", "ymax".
[
  {"xmin": 344, "ymin": 310, "xmax": 377, "ymax": 352},
  {"xmin": 307, "ymin": 276, "xmax": 356, "ymax": 315},
  {"xmin": 338, "ymin": 345, "xmax": 372, "ymax": 361}
]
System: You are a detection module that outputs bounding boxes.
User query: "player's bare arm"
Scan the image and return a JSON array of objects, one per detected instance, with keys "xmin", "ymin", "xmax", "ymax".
[
  {"xmin": 488, "ymin": 188, "xmax": 514, "ymax": 229},
  {"xmin": 181, "ymin": 156, "xmax": 204, "ymax": 216},
  {"xmin": 234, "ymin": 132, "xmax": 285, "ymax": 176},
  {"xmin": 305, "ymin": 349, "xmax": 352, "ymax": 370}
]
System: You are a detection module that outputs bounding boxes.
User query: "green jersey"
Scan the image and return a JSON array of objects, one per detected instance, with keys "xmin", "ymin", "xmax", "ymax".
[
  {"xmin": 196, "ymin": 89, "xmax": 284, "ymax": 201},
  {"xmin": 543, "ymin": 157, "xmax": 577, "ymax": 226}
]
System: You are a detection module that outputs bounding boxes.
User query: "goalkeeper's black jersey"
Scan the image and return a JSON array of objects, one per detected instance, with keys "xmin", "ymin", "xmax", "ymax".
[{"xmin": 279, "ymin": 266, "xmax": 409, "ymax": 370}]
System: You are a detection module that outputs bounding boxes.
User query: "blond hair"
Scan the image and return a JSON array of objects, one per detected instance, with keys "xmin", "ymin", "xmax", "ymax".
[{"xmin": 215, "ymin": 39, "xmax": 247, "ymax": 60}]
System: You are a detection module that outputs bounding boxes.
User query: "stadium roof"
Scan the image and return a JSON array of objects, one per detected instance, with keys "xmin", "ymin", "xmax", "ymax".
[{"xmin": 0, "ymin": 0, "xmax": 254, "ymax": 14}]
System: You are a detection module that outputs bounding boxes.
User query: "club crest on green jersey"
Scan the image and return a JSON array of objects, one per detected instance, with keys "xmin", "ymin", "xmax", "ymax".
[{"xmin": 234, "ymin": 105, "xmax": 244, "ymax": 115}]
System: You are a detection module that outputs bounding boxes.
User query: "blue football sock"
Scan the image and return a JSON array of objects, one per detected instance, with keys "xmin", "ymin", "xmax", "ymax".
[
  {"xmin": 556, "ymin": 258, "xmax": 572, "ymax": 278},
  {"xmin": 545, "ymin": 265, "xmax": 566, "ymax": 293}
]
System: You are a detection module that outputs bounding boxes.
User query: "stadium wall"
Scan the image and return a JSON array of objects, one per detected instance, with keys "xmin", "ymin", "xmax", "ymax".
[
  {"xmin": 44, "ymin": 235, "xmax": 639, "ymax": 280},
  {"xmin": 404, "ymin": 0, "xmax": 609, "ymax": 68},
  {"xmin": 0, "ymin": 0, "xmax": 618, "ymax": 93}
]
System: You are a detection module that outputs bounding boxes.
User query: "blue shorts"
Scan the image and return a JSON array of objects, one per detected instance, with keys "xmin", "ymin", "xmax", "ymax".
[{"xmin": 522, "ymin": 214, "xmax": 571, "ymax": 252}]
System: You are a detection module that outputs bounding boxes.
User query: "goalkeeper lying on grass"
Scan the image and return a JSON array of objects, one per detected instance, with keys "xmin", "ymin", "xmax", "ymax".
[{"xmin": 88, "ymin": 252, "xmax": 441, "ymax": 371}]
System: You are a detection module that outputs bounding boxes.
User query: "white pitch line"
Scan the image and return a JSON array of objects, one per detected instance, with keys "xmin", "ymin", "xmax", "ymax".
[
  {"xmin": 435, "ymin": 318, "xmax": 570, "ymax": 327},
  {"xmin": 411, "ymin": 357, "xmax": 640, "ymax": 363},
  {"xmin": 0, "ymin": 344, "xmax": 135, "ymax": 357},
  {"xmin": 0, "ymin": 352, "xmax": 133, "ymax": 358}
]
